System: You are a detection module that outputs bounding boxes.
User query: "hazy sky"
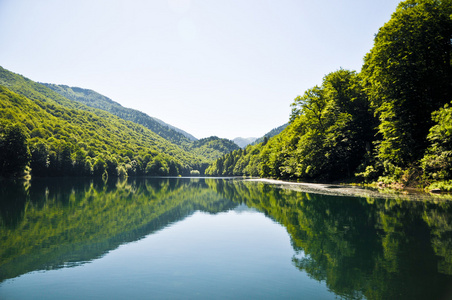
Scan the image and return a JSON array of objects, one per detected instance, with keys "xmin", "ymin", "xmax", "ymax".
[{"xmin": 0, "ymin": 0, "xmax": 401, "ymax": 140}]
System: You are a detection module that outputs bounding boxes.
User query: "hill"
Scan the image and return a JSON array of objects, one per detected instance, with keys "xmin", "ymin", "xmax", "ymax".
[
  {"xmin": 41, "ymin": 84, "xmax": 197, "ymax": 146},
  {"xmin": 0, "ymin": 66, "xmax": 208, "ymax": 178},
  {"xmin": 188, "ymin": 136, "xmax": 240, "ymax": 161}
]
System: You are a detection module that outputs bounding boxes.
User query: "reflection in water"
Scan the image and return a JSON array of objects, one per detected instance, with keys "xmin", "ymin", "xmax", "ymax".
[
  {"xmin": 209, "ymin": 180, "xmax": 452, "ymax": 300},
  {"xmin": 1, "ymin": 177, "xmax": 452, "ymax": 299},
  {"xmin": 0, "ymin": 177, "xmax": 236, "ymax": 282}
]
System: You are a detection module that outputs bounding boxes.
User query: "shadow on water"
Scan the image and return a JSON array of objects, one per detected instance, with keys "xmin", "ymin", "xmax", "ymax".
[{"xmin": 1, "ymin": 177, "xmax": 452, "ymax": 299}]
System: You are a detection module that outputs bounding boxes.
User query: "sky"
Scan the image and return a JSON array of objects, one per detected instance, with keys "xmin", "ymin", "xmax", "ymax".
[{"xmin": 0, "ymin": 0, "xmax": 401, "ymax": 140}]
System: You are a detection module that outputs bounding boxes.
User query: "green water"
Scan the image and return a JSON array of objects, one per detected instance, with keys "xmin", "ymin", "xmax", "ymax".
[{"xmin": 0, "ymin": 177, "xmax": 451, "ymax": 299}]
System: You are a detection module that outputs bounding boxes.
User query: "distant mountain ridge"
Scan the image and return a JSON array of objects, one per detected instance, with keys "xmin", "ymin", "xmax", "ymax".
[
  {"xmin": 41, "ymin": 84, "xmax": 197, "ymax": 145},
  {"xmin": 233, "ymin": 137, "xmax": 257, "ymax": 148},
  {"xmin": 232, "ymin": 125, "xmax": 288, "ymax": 148}
]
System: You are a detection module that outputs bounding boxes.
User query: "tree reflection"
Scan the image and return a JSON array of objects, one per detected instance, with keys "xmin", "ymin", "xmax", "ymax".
[
  {"xmin": 1, "ymin": 178, "xmax": 452, "ymax": 299},
  {"xmin": 0, "ymin": 177, "xmax": 236, "ymax": 282},
  {"xmin": 208, "ymin": 180, "xmax": 452, "ymax": 300}
]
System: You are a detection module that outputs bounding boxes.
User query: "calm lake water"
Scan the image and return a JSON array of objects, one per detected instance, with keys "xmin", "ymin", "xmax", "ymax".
[{"xmin": 1, "ymin": 177, "xmax": 452, "ymax": 299}]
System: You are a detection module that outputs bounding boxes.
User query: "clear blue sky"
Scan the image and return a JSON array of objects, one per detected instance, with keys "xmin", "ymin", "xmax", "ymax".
[{"xmin": 0, "ymin": 0, "xmax": 401, "ymax": 140}]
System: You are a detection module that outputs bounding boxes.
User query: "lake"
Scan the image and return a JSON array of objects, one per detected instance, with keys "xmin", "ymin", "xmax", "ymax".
[{"xmin": 1, "ymin": 177, "xmax": 451, "ymax": 299}]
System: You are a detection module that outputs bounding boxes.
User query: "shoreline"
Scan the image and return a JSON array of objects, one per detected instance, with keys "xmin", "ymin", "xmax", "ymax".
[{"xmin": 243, "ymin": 178, "xmax": 451, "ymax": 201}]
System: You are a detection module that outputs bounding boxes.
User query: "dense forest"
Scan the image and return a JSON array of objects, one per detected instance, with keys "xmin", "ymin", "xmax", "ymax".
[
  {"xmin": 206, "ymin": 0, "xmax": 452, "ymax": 191},
  {"xmin": 0, "ymin": 84, "xmax": 205, "ymax": 178},
  {"xmin": 0, "ymin": 67, "xmax": 244, "ymax": 178}
]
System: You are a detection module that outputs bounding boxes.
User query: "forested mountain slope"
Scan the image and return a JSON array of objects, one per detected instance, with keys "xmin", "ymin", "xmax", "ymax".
[
  {"xmin": 207, "ymin": 0, "xmax": 452, "ymax": 190},
  {"xmin": 0, "ymin": 67, "xmax": 208, "ymax": 178},
  {"xmin": 188, "ymin": 136, "xmax": 240, "ymax": 161},
  {"xmin": 41, "ymin": 84, "xmax": 197, "ymax": 146},
  {"xmin": 41, "ymin": 83, "xmax": 239, "ymax": 161},
  {"xmin": 252, "ymin": 124, "xmax": 288, "ymax": 145}
]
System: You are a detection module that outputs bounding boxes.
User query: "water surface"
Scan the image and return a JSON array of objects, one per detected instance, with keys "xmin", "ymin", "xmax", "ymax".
[{"xmin": 1, "ymin": 177, "xmax": 451, "ymax": 299}]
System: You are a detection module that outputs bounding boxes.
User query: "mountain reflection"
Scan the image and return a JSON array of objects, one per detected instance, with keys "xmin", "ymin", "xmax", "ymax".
[
  {"xmin": 1, "ymin": 178, "xmax": 452, "ymax": 299},
  {"xmin": 0, "ymin": 177, "xmax": 237, "ymax": 282}
]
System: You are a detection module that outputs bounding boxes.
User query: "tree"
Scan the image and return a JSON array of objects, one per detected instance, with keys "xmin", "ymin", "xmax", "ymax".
[
  {"xmin": 275, "ymin": 69, "xmax": 373, "ymax": 181},
  {"xmin": 362, "ymin": 0, "xmax": 452, "ymax": 167},
  {"xmin": 0, "ymin": 122, "xmax": 31, "ymax": 177},
  {"xmin": 422, "ymin": 101, "xmax": 452, "ymax": 180},
  {"xmin": 30, "ymin": 142, "xmax": 49, "ymax": 176}
]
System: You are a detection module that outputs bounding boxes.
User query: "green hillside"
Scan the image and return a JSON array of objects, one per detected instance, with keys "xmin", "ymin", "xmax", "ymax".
[
  {"xmin": 40, "ymin": 83, "xmax": 239, "ymax": 162},
  {"xmin": 0, "ymin": 67, "xmax": 208, "ymax": 178},
  {"xmin": 188, "ymin": 136, "xmax": 240, "ymax": 161},
  {"xmin": 41, "ymin": 83, "xmax": 197, "ymax": 146}
]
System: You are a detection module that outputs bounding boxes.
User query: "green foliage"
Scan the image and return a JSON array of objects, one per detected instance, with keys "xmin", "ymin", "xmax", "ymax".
[
  {"xmin": 362, "ymin": 0, "xmax": 452, "ymax": 167},
  {"xmin": 208, "ymin": 0, "xmax": 452, "ymax": 185},
  {"xmin": 0, "ymin": 121, "xmax": 30, "ymax": 177},
  {"xmin": 422, "ymin": 102, "xmax": 452, "ymax": 182},
  {"xmin": 426, "ymin": 180, "xmax": 452, "ymax": 192},
  {"xmin": 0, "ymin": 68, "xmax": 208, "ymax": 177},
  {"xmin": 286, "ymin": 70, "xmax": 375, "ymax": 181},
  {"xmin": 208, "ymin": 69, "xmax": 375, "ymax": 182},
  {"xmin": 205, "ymin": 143, "xmax": 264, "ymax": 176},
  {"xmin": 188, "ymin": 136, "xmax": 240, "ymax": 162}
]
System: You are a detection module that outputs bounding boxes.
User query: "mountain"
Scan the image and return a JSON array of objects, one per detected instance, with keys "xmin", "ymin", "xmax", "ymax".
[
  {"xmin": 253, "ymin": 124, "xmax": 288, "ymax": 145},
  {"xmin": 188, "ymin": 136, "xmax": 240, "ymax": 161},
  {"xmin": 0, "ymin": 66, "xmax": 208, "ymax": 177},
  {"xmin": 41, "ymin": 84, "xmax": 240, "ymax": 162},
  {"xmin": 41, "ymin": 84, "xmax": 197, "ymax": 146},
  {"xmin": 150, "ymin": 116, "xmax": 197, "ymax": 141},
  {"xmin": 233, "ymin": 137, "xmax": 257, "ymax": 148}
]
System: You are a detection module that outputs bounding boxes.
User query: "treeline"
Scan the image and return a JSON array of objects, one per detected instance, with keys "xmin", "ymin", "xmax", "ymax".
[
  {"xmin": 207, "ymin": 0, "xmax": 452, "ymax": 189},
  {"xmin": 0, "ymin": 83, "xmax": 208, "ymax": 179}
]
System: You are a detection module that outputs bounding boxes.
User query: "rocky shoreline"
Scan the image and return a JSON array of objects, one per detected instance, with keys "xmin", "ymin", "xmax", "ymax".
[{"xmin": 244, "ymin": 178, "xmax": 451, "ymax": 201}]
